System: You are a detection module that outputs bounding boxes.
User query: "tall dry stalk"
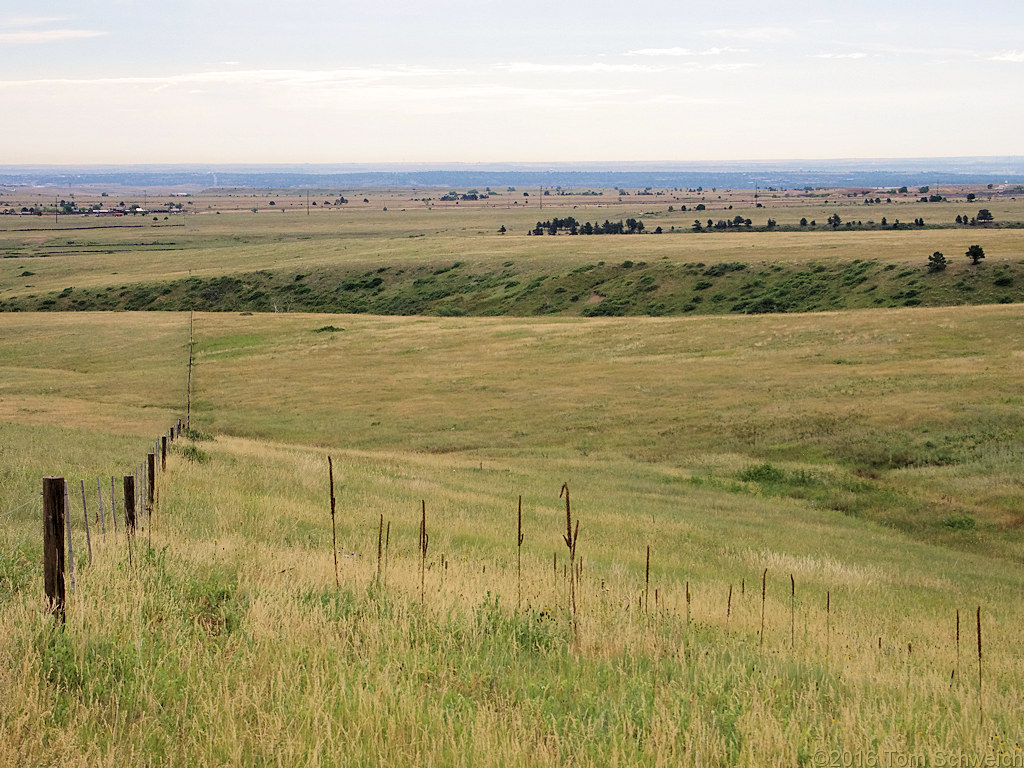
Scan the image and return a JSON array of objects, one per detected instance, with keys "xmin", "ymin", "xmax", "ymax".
[
  {"xmin": 517, "ymin": 496, "xmax": 524, "ymax": 612},
  {"xmin": 759, "ymin": 568, "xmax": 767, "ymax": 649},
  {"xmin": 826, "ymin": 591, "xmax": 831, "ymax": 658},
  {"xmin": 418, "ymin": 500, "xmax": 428, "ymax": 605},
  {"xmin": 384, "ymin": 521, "xmax": 391, "ymax": 586},
  {"xmin": 955, "ymin": 609, "xmax": 961, "ymax": 684},
  {"xmin": 376, "ymin": 513, "xmax": 384, "ymax": 584},
  {"xmin": 789, "ymin": 574, "xmax": 795, "ymax": 650},
  {"xmin": 726, "ymin": 584, "xmax": 733, "ymax": 636},
  {"xmin": 328, "ymin": 456, "xmax": 338, "ymax": 588},
  {"xmin": 977, "ymin": 606, "xmax": 983, "ymax": 724},
  {"xmin": 560, "ymin": 482, "xmax": 579, "ymax": 634},
  {"xmin": 685, "ymin": 581, "xmax": 691, "ymax": 627},
  {"xmin": 644, "ymin": 545, "xmax": 650, "ymax": 617}
]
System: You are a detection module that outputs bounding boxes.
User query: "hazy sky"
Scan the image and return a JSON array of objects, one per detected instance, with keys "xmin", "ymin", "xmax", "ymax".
[{"xmin": 2, "ymin": 0, "xmax": 1022, "ymax": 165}]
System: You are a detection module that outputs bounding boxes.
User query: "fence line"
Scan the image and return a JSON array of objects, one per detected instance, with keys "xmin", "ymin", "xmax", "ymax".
[
  {"xmin": 27, "ymin": 417, "xmax": 992, "ymax": 728},
  {"xmin": 36, "ymin": 418, "xmax": 184, "ymax": 619}
]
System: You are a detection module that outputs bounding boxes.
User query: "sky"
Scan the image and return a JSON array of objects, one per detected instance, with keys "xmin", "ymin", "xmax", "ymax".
[{"xmin": 1, "ymin": 0, "xmax": 1022, "ymax": 165}]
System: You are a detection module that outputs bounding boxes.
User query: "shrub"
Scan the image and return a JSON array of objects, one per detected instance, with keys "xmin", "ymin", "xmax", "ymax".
[
  {"xmin": 178, "ymin": 444, "xmax": 211, "ymax": 463},
  {"xmin": 739, "ymin": 463, "xmax": 785, "ymax": 484},
  {"xmin": 942, "ymin": 513, "xmax": 975, "ymax": 531}
]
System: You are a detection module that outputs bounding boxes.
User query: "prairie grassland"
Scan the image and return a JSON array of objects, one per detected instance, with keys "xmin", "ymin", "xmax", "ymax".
[
  {"xmin": 2, "ymin": 188, "xmax": 1023, "ymax": 303},
  {"xmin": 1, "ymin": 308, "xmax": 1023, "ymax": 765}
]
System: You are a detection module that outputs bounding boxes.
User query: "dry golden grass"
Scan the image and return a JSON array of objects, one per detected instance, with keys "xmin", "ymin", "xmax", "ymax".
[
  {"xmin": 2, "ymin": 186, "xmax": 1023, "ymax": 301},
  {"xmin": 2, "ymin": 305, "xmax": 1024, "ymax": 765}
]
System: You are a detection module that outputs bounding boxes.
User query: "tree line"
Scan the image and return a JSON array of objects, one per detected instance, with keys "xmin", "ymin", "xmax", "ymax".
[{"xmin": 529, "ymin": 217, "xmax": 648, "ymax": 236}]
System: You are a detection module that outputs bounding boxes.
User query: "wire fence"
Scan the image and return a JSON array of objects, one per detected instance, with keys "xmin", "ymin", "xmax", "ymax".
[{"xmin": 1, "ymin": 492, "xmax": 43, "ymax": 559}]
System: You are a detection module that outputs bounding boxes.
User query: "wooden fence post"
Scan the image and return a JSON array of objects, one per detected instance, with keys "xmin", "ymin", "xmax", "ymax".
[
  {"xmin": 80, "ymin": 479, "xmax": 92, "ymax": 566},
  {"xmin": 161, "ymin": 435, "xmax": 168, "ymax": 471},
  {"xmin": 43, "ymin": 477, "xmax": 67, "ymax": 622},
  {"xmin": 123, "ymin": 475, "xmax": 136, "ymax": 566},
  {"xmin": 123, "ymin": 475, "xmax": 137, "ymax": 535}
]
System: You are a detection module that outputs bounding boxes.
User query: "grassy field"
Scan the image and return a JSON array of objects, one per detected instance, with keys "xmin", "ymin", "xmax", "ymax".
[
  {"xmin": 2, "ymin": 186, "xmax": 1023, "ymax": 315},
  {"xmin": 2, "ymin": 306, "xmax": 1023, "ymax": 766}
]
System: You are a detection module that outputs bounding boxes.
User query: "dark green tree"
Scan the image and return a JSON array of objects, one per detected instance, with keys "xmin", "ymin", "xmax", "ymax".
[
  {"xmin": 966, "ymin": 244, "xmax": 985, "ymax": 264},
  {"xmin": 928, "ymin": 251, "xmax": 947, "ymax": 272},
  {"xmin": 977, "ymin": 209, "xmax": 994, "ymax": 222}
]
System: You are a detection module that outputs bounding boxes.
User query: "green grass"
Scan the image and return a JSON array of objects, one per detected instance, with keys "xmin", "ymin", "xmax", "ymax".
[
  {"xmin": 3, "ymin": 190, "xmax": 1024, "ymax": 316},
  {"xmin": 2, "ymin": 185, "xmax": 1023, "ymax": 764},
  {"xmin": 6, "ymin": 253, "xmax": 1022, "ymax": 316},
  {"xmin": 1, "ymin": 307, "xmax": 1024, "ymax": 765}
]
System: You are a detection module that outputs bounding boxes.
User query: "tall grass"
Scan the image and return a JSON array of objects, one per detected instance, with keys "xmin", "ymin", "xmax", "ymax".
[{"xmin": 2, "ymin": 308, "xmax": 1024, "ymax": 765}]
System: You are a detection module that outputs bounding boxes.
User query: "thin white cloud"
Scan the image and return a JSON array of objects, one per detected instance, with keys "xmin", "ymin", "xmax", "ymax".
[
  {"xmin": 2, "ymin": 15, "xmax": 71, "ymax": 27},
  {"xmin": 989, "ymin": 50, "xmax": 1024, "ymax": 62},
  {"xmin": 813, "ymin": 52, "xmax": 868, "ymax": 60},
  {"xmin": 703, "ymin": 26, "xmax": 795, "ymax": 42},
  {"xmin": 0, "ymin": 66, "xmax": 462, "ymax": 89},
  {"xmin": 499, "ymin": 61, "xmax": 664, "ymax": 74},
  {"xmin": 628, "ymin": 46, "xmax": 694, "ymax": 57},
  {"xmin": 0, "ymin": 28, "xmax": 106, "ymax": 44},
  {"xmin": 862, "ymin": 42, "xmax": 974, "ymax": 59},
  {"xmin": 679, "ymin": 62, "xmax": 758, "ymax": 73},
  {"xmin": 628, "ymin": 46, "xmax": 745, "ymax": 57},
  {"xmin": 650, "ymin": 94, "xmax": 737, "ymax": 106}
]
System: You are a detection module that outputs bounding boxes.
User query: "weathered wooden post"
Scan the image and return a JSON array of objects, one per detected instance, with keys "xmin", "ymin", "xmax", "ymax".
[
  {"xmin": 161, "ymin": 435, "xmax": 168, "ymax": 470},
  {"xmin": 80, "ymin": 479, "xmax": 93, "ymax": 567},
  {"xmin": 43, "ymin": 477, "xmax": 67, "ymax": 623},
  {"xmin": 123, "ymin": 475, "xmax": 137, "ymax": 535},
  {"xmin": 123, "ymin": 474, "xmax": 136, "ymax": 566}
]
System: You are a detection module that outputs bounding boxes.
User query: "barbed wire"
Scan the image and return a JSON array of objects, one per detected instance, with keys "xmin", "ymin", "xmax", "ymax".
[
  {"xmin": 2, "ymin": 535, "xmax": 32, "ymax": 560},
  {"xmin": 0, "ymin": 492, "xmax": 41, "ymax": 520}
]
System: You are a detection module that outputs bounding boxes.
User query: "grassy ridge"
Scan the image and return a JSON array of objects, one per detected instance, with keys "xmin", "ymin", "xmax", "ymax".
[
  {"xmin": 3, "ymin": 252, "xmax": 1022, "ymax": 316},
  {"xmin": 3, "ymin": 193, "xmax": 1024, "ymax": 317}
]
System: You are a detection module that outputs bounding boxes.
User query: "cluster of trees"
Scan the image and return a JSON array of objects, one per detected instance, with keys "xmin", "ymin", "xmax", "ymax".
[
  {"xmin": 955, "ymin": 210, "xmax": 994, "ymax": 225},
  {"xmin": 440, "ymin": 190, "xmax": 487, "ymax": 201},
  {"xmin": 927, "ymin": 245, "xmax": 985, "ymax": 272},
  {"xmin": 529, "ymin": 217, "xmax": 647, "ymax": 235}
]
